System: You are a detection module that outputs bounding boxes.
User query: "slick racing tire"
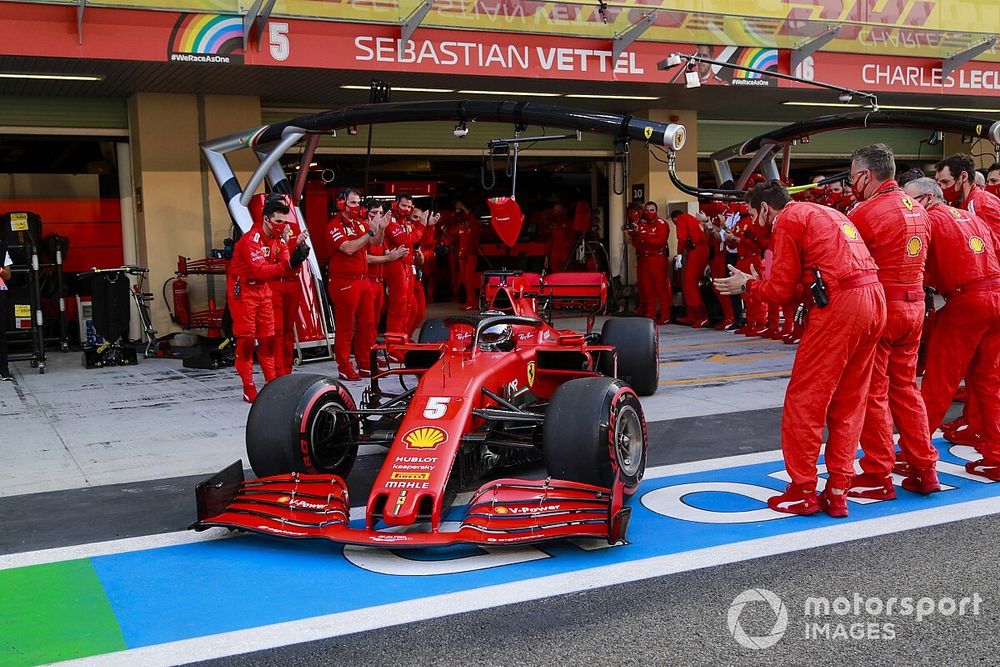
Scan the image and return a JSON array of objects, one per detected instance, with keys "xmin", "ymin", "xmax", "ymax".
[
  {"xmin": 543, "ymin": 377, "xmax": 647, "ymax": 494},
  {"xmin": 597, "ymin": 316, "xmax": 658, "ymax": 396},
  {"xmin": 247, "ymin": 373, "xmax": 360, "ymax": 478},
  {"xmin": 417, "ymin": 318, "xmax": 450, "ymax": 343}
]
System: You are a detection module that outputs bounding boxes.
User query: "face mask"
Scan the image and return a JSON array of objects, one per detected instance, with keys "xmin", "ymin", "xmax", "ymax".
[
  {"xmin": 396, "ymin": 204, "xmax": 413, "ymax": 217},
  {"xmin": 346, "ymin": 203, "xmax": 362, "ymax": 219},
  {"xmin": 627, "ymin": 211, "xmax": 640, "ymax": 223},
  {"xmin": 643, "ymin": 210, "xmax": 657, "ymax": 222},
  {"xmin": 939, "ymin": 176, "xmax": 963, "ymax": 205},
  {"xmin": 986, "ymin": 183, "xmax": 1000, "ymax": 198},
  {"xmin": 850, "ymin": 173, "xmax": 868, "ymax": 202}
]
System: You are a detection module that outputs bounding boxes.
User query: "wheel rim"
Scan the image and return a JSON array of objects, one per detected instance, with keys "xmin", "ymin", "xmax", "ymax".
[
  {"xmin": 614, "ymin": 404, "xmax": 644, "ymax": 478},
  {"xmin": 309, "ymin": 400, "xmax": 356, "ymax": 471}
]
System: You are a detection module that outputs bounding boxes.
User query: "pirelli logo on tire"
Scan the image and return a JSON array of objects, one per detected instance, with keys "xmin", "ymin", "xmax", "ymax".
[{"xmin": 390, "ymin": 472, "xmax": 431, "ymax": 481}]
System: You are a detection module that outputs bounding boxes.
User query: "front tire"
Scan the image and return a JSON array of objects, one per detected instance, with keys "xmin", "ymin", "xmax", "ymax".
[
  {"xmin": 597, "ymin": 316, "xmax": 658, "ymax": 396},
  {"xmin": 246, "ymin": 373, "xmax": 360, "ymax": 478},
  {"xmin": 543, "ymin": 377, "xmax": 647, "ymax": 493}
]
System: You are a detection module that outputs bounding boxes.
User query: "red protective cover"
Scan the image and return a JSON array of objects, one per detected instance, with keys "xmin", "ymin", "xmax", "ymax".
[{"xmin": 486, "ymin": 197, "xmax": 524, "ymax": 247}]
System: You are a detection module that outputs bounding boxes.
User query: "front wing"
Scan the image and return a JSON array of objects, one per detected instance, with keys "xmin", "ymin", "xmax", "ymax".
[{"xmin": 191, "ymin": 462, "xmax": 631, "ymax": 548}]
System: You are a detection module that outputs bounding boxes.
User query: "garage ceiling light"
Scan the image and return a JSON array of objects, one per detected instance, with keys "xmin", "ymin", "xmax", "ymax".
[
  {"xmin": 458, "ymin": 89, "xmax": 562, "ymax": 97},
  {"xmin": 877, "ymin": 104, "xmax": 936, "ymax": 110},
  {"xmin": 782, "ymin": 101, "xmax": 863, "ymax": 108},
  {"xmin": 566, "ymin": 94, "xmax": 660, "ymax": 100},
  {"xmin": 936, "ymin": 107, "xmax": 1000, "ymax": 113},
  {"xmin": 0, "ymin": 72, "xmax": 104, "ymax": 81},
  {"xmin": 339, "ymin": 85, "xmax": 454, "ymax": 93}
]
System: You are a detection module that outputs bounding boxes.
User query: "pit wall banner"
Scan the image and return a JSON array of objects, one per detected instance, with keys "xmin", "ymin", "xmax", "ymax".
[
  {"xmin": 2, "ymin": 3, "xmax": 999, "ymax": 95},
  {"xmin": 32, "ymin": 0, "xmax": 1000, "ymax": 62}
]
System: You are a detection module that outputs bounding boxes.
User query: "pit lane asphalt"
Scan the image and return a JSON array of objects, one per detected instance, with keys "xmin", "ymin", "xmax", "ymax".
[
  {"xmin": 199, "ymin": 510, "xmax": 997, "ymax": 667},
  {"xmin": 1, "ymin": 407, "xmax": 786, "ymax": 554},
  {"xmin": 3, "ymin": 403, "xmax": 977, "ymax": 667}
]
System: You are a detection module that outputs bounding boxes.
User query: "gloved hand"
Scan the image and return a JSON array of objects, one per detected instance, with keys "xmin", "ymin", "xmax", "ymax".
[
  {"xmin": 290, "ymin": 243, "xmax": 311, "ymax": 269},
  {"xmin": 674, "ymin": 255, "xmax": 683, "ymax": 270}
]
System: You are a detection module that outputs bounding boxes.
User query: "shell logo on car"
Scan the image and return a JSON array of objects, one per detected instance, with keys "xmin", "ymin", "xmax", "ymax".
[{"xmin": 403, "ymin": 426, "xmax": 448, "ymax": 450}]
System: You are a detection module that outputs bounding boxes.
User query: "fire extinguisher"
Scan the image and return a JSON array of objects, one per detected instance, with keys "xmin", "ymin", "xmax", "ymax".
[{"xmin": 172, "ymin": 277, "xmax": 190, "ymax": 327}]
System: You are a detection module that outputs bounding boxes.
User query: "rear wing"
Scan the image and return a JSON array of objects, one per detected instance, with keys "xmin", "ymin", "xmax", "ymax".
[{"xmin": 482, "ymin": 270, "xmax": 607, "ymax": 331}]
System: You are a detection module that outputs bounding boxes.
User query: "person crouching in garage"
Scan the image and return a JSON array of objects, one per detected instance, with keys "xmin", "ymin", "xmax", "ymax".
[
  {"xmin": 903, "ymin": 177, "xmax": 1000, "ymax": 481},
  {"xmin": 228, "ymin": 193, "xmax": 311, "ymax": 403},
  {"xmin": 715, "ymin": 181, "xmax": 886, "ymax": 518}
]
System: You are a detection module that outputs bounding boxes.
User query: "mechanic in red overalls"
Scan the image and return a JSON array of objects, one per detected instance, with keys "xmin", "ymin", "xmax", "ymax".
[
  {"xmin": 844, "ymin": 144, "xmax": 939, "ymax": 498},
  {"xmin": 364, "ymin": 200, "xmax": 406, "ymax": 339},
  {"xmin": 731, "ymin": 211, "xmax": 766, "ymax": 335},
  {"xmin": 383, "ymin": 194, "xmax": 418, "ymax": 337},
  {"xmin": 407, "ymin": 207, "xmax": 441, "ymax": 334},
  {"xmin": 455, "ymin": 201, "xmax": 480, "ymax": 310},
  {"xmin": 228, "ymin": 193, "xmax": 310, "ymax": 402},
  {"xmin": 628, "ymin": 201, "xmax": 671, "ymax": 324},
  {"xmin": 704, "ymin": 203, "xmax": 736, "ymax": 329},
  {"xmin": 268, "ymin": 208, "xmax": 303, "ymax": 378},
  {"xmin": 903, "ymin": 177, "xmax": 1000, "ymax": 481},
  {"xmin": 935, "ymin": 153, "xmax": 1000, "ymax": 447},
  {"xmin": 327, "ymin": 188, "xmax": 386, "ymax": 380},
  {"xmin": 715, "ymin": 181, "xmax": 886, "ymax": 518},
  {"xmin": 674, "ymin": 209, "xmax": 710, "ymax": 327},
  {"xmin": 547, "ymin": 202, "xmax": 577, "ymax": 273}
]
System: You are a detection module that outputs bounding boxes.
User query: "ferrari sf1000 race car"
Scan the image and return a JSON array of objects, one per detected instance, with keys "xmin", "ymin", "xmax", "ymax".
[{"xmin": 193, "ymin": 271, "xmax": 659, "ymax": 548}]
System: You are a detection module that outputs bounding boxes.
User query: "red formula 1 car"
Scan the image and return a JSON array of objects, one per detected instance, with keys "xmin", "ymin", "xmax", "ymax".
[{"xmin": 193, "ymin": 270, "xmax": 659, "ymax": 548}]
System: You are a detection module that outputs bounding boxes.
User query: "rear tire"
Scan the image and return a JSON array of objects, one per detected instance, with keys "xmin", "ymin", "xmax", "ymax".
[
  {"xmin": 417, "ymin": 318, "xmax": 450, "ymax": 343},
  {"xmin": 246, "ymin": 373, "xmax": 360, "ymax": 478},
  {"xmin": 598, "ymin": 316, "xmax": 658, "ymax": 396},
  {"xmin": 543, "ymin": 377, "xmax": 647, "ymax": 493}
]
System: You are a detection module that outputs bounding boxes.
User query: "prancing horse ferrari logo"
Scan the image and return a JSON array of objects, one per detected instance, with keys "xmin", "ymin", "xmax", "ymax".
[
  {"xmin": 527, "ymin": 361, "xmax": 536, "ymax": 387},
  {"xmin": 643, "ymin": 126, "xmax": 653, "ymax": 140}
]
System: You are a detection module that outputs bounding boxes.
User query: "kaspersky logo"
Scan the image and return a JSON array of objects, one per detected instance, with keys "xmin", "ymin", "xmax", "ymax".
[{"xmin": 403, "ymin": 426, "xmax": 448, "ymax": 450}]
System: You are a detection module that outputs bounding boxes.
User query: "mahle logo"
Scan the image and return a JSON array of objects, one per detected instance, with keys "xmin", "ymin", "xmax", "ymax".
[{"xmin": 727, "ymin": 588, "xmax": 788, "ymax": 650}]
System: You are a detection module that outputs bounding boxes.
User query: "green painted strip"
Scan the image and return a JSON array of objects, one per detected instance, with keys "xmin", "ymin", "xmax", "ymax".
[{"xmin": 0, "ymin": 559, "xmax": 126, "ymax": 667}]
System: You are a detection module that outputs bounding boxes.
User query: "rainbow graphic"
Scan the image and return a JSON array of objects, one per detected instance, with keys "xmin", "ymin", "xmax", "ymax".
[
  {"xmin": 732, "ymin": 48, "xmax": 779, "ymax": 79},
  {"xmin": 168, "ymin": 14, "xmax": 244, "ymax": 64}
]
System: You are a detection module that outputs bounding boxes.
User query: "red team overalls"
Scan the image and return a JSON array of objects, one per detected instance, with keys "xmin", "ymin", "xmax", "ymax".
[
  {"xmin": 227, "ymin": 222, "xmax": 294, "ymax": 399},
  {"xmin": 630, "ymin": 213, "xmax": 671, "ymax": 323},
  {"xmin": 748, "ymin": 202, "xmax": 886, "ymax": 516},
  {"xmin": 456, "ymin": 211, "xmax": 480, "ymax": 309},
  {"xmin": 947, "ymin": 187, "xmax": 1000, "ymax": 445},
  {"xmin": 384, "ymin": 210, "xmax": 425, "ymax": 337},
  {"xmin": 327, "ymin": 210, "xmax": 376, "ymax": 376},
  {"xmin": 848, "ymin": 182, "xmax": 938, "ymax": 493},
  {"xmin": 675, "ymin": 212, "xmax": 710, "ymax": 326},
  {"xmin": 734, "ymin": 215, "xmax": 765, "ymax": 334},
  {"xmin": 920, "ymin": 200, "xmax": 1000, "ymax": 480}
]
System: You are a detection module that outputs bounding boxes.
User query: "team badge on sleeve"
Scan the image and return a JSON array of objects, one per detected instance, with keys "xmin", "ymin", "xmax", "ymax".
[
  {"xmin": 905, "ymin": 236, "xmax": 923, "ymax": 257},
  {"xmin": 970, "ymin": 236, "xmax": 987, "ymax": 254}
]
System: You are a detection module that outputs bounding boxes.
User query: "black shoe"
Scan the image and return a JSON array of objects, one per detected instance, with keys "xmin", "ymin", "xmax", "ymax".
[
  {"xmin": 724, "ymin": 320, "xmax": 746, "ymax": 332},
  {"xmin": 0, "ymin": 370, "xmax": 12, "ymax": 382}
]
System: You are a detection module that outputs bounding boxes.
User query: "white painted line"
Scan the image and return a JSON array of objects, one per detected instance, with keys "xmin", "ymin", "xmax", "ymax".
[
  {"xmin": 0, "ymin": 432, "xmax": 951, "ymax": 570},
  {"xmin": 60, "ymin": 495, "xmax": 1000, "ymax": 667}
]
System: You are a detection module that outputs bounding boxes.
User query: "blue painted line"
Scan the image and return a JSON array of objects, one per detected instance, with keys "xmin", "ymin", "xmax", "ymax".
[{"xmin": 89, "ymin": 439, "xmax": 997, "ymax": 648}]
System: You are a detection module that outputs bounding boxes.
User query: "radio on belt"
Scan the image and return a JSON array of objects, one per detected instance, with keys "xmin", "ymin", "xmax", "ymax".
[{"xmin": 810, "ymin": 266, "xmax": 830, "ymax": 308}]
